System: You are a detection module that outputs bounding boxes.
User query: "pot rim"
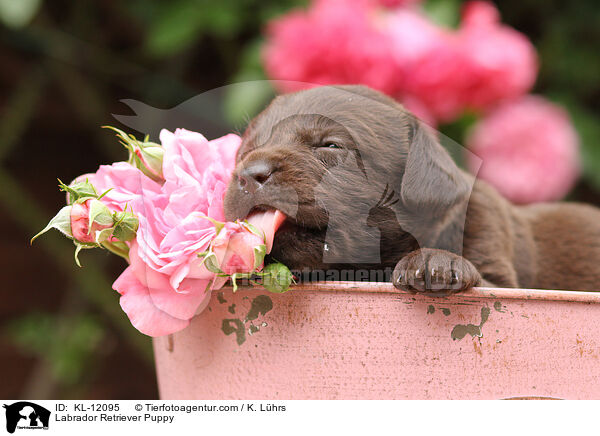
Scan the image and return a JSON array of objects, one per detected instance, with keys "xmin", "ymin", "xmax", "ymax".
[{"xmin": 224, "ymin": 281, "xmax": 600, "ymax": 304}]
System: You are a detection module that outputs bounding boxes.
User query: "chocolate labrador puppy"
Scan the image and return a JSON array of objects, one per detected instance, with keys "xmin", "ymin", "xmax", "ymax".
[{"xmin": 224, "ymin": 85, "xmax": 600, "ymax": 294}]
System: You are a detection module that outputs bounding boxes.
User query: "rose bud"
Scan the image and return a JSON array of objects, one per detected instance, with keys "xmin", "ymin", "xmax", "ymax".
[
  {"xmin": 70, "ymin": 199, "xmax": 114, "ymax": 244},
  {"xmin": 133, "ymin": 143, "xmax": 163, "ymax": 182},
  {"xmin": 261, "ymin": 262, "xmax": 294, "ymax": 293},
  {"xmin": 203, "ymin": 222, "xmax": 266, "ymax": 276},
  {"xmin": 103, "ymin": 126, "xmax": 164, "ymax": 183}
]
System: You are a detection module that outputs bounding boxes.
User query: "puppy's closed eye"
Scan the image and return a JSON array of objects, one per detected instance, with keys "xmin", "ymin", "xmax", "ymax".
[{"xmin": 319, "ymin": 141, "xmax": 342, "ymax": 149}]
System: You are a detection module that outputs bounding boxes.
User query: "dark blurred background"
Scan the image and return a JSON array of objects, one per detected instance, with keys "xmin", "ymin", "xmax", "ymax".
[{"xmin": 1, "ymin": 0, "xmax": 598, "ymax": 399}]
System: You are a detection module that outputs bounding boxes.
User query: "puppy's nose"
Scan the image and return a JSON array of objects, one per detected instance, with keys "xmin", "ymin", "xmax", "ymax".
[{"xmin": 238, "ymin": 160, "xmax": 275, "ymax": 192}]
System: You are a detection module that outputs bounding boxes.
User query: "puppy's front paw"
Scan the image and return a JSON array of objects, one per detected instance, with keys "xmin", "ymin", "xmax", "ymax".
[{"xmin": 392, "ymin": 248, "xmax": 481, "ymax": 296}]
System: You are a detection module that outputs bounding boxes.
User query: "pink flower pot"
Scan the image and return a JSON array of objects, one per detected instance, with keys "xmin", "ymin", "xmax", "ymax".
[{"xmin": 153, "ymin": 282, "xmax": 600, "ymax": 399}]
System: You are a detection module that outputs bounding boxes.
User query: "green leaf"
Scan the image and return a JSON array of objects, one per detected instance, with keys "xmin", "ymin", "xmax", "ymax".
[
  {"xmin": 74, "ymin": 243, "xmax": 84, "ymax": 267},
  {"xmin": 138, "ymin": 144, "xmax": 164, "ymax": 179},
  {"xmin": 31, "ymin": 205, "xmax": 73, "ymax": 243},
  {"xmin": 197, "ymin": 213, "xmax": 225, "ymax": 234}
]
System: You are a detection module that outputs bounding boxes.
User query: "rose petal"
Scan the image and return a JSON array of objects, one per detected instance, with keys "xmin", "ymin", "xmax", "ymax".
[{"xmin": 113, "ymin": 267, "xmax": 189, "ymax": 337}]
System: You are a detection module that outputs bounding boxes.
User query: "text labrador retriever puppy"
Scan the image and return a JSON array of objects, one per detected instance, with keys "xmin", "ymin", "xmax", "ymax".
[{"xmin": 224, "ymin": 85, "xmax": 600, "ymax": 295}]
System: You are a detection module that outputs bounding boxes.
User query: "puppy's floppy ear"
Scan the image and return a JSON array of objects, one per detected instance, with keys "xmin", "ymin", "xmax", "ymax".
[{"xmin": 400, "ymin": 119, "xmax": 470, "ymax": 216}]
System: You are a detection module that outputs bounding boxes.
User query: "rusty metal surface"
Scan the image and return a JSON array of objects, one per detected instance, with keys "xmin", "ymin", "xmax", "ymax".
[{"xmin": 154, "ymin": 284, "xmax": 600, "ymax": 399}]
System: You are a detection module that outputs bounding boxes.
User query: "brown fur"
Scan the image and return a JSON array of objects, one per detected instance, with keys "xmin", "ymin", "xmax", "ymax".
[{"xmin": 224, "ymin": 85, "xmax": 600, "ymax": 293}]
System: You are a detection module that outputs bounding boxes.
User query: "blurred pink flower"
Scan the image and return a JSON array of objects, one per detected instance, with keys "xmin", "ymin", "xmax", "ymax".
[
  {"xmin": 371, "ymin": 0, "xmax": 422, "ymax": 8},
  {"xmin": 400, "ymin": 36, "xmax": 471, "ymax": 122},
  {"xmin": 457, "ymin": 1, "xmax": 538, "ymax": 111},
  {"xmin": 396, "ymin": 1, "xmax": 537, "ymax": 122},
  {"xmin": 263, "ymin": 0, "xmax": 538, "ymax": 124},
  {"xmin": 466, "ymin": 96, "xmax": 580, "ymax": 204},
  {"xmin": 384, "ymin": 8, "xmax": 459, "ymax": 122},
  {"xmin": 263, "ymin": 0, "xmax": 400, "ymax": 95}
]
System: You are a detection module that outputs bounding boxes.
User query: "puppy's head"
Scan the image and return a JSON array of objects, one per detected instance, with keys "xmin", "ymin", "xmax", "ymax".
[{"xmin": 224, "ymin": 85, "xmax": 470, "ymax": 271}]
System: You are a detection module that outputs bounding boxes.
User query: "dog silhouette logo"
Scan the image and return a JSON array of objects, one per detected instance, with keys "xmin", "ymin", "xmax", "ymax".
[{"xmin": 3, "ymin": 402, "xmax": 50, "ymax": 433}]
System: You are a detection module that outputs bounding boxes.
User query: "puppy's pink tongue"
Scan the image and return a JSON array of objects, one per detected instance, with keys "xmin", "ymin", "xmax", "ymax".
[{"xmin": 246, "ymin": 210, "xmax": 286, "ymax": 253}]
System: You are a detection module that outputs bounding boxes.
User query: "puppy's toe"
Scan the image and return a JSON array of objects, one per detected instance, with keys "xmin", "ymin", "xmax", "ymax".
[{"xmin": 393, "ymin": 248, "xmax": 481, "ymax": 296}]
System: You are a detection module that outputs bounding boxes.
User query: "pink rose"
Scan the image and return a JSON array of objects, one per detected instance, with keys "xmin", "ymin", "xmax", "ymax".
[
  {"xmin": 112, "ymin": 129, "xmax": 243, "ymax": 336},
  {"xmin": 113, "ymin": 262, "xmax": 190, "ymax": 337},
  {"xmin": 40, "ymin": 126, "xmax": 287, "ymax": 337},
  {"xmin": 466, "ymin": 96, "xmax": 580, "ymax": 204}
]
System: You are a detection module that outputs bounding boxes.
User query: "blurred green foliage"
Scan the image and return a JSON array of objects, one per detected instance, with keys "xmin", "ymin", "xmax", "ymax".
[
  {"xmin": 129, "ymin": 0, "xmax": 307, "ymax": 57},
  {"xmin": 6, "ymin": 313, "xmax": 104, "ymax": 386},
  {"xmin": 0, "ymin": 0, "xmax": 41, "ymax": 28}
]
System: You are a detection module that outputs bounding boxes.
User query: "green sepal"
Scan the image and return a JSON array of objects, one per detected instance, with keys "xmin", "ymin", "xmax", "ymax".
[
  {"xmin": 197, "ymin": 213, "xmax": 225, "ymax": 235},
  {"xmin": 241, "ymin": 220, "xmax": 265, "ymax": 241},
  {"xmin": 261, "ymin": 262, "xmax": 294, "ymax": 294},
  {"xmin": 230, "ymin": 272, "xmax": 254, "ymax": 293},
  {"xmin": 139, "ymin": 144, "xmax": 164, "ymax": 178},
  {"xmin": 59, "ymin": 178, "xmax": 97, "ymax": 204},
  {"xmin": 73, "ymin": 241, "xmax": 96, "ymax": 267},
  {"xmin": 94, "ymin": 227, "xmax": 114, "ymax": 244},
  {"xmin": 101, "ymin": 240, "xmax": 130, "ymax": 262},
  {"xmin": 202, "ymin": 251, "xmax": 224, "ymax": 274},
  {"xmin": 112, "ymin": 211, "xmax": 139, "ymax": 242},
  {"xmin": 87, "ymin": 199, "xmax": 114, "ymax": 234},
  {"xmin": 31, "ymin": 205, "xmax": 73, "ymax": 244},
  {"xmin": 96, "ymin": 188, "xmax": 113, "ymax": 201},
  {"xmin": 253, "ymin": 244, "xmax": 266, "ymax": 271}
]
